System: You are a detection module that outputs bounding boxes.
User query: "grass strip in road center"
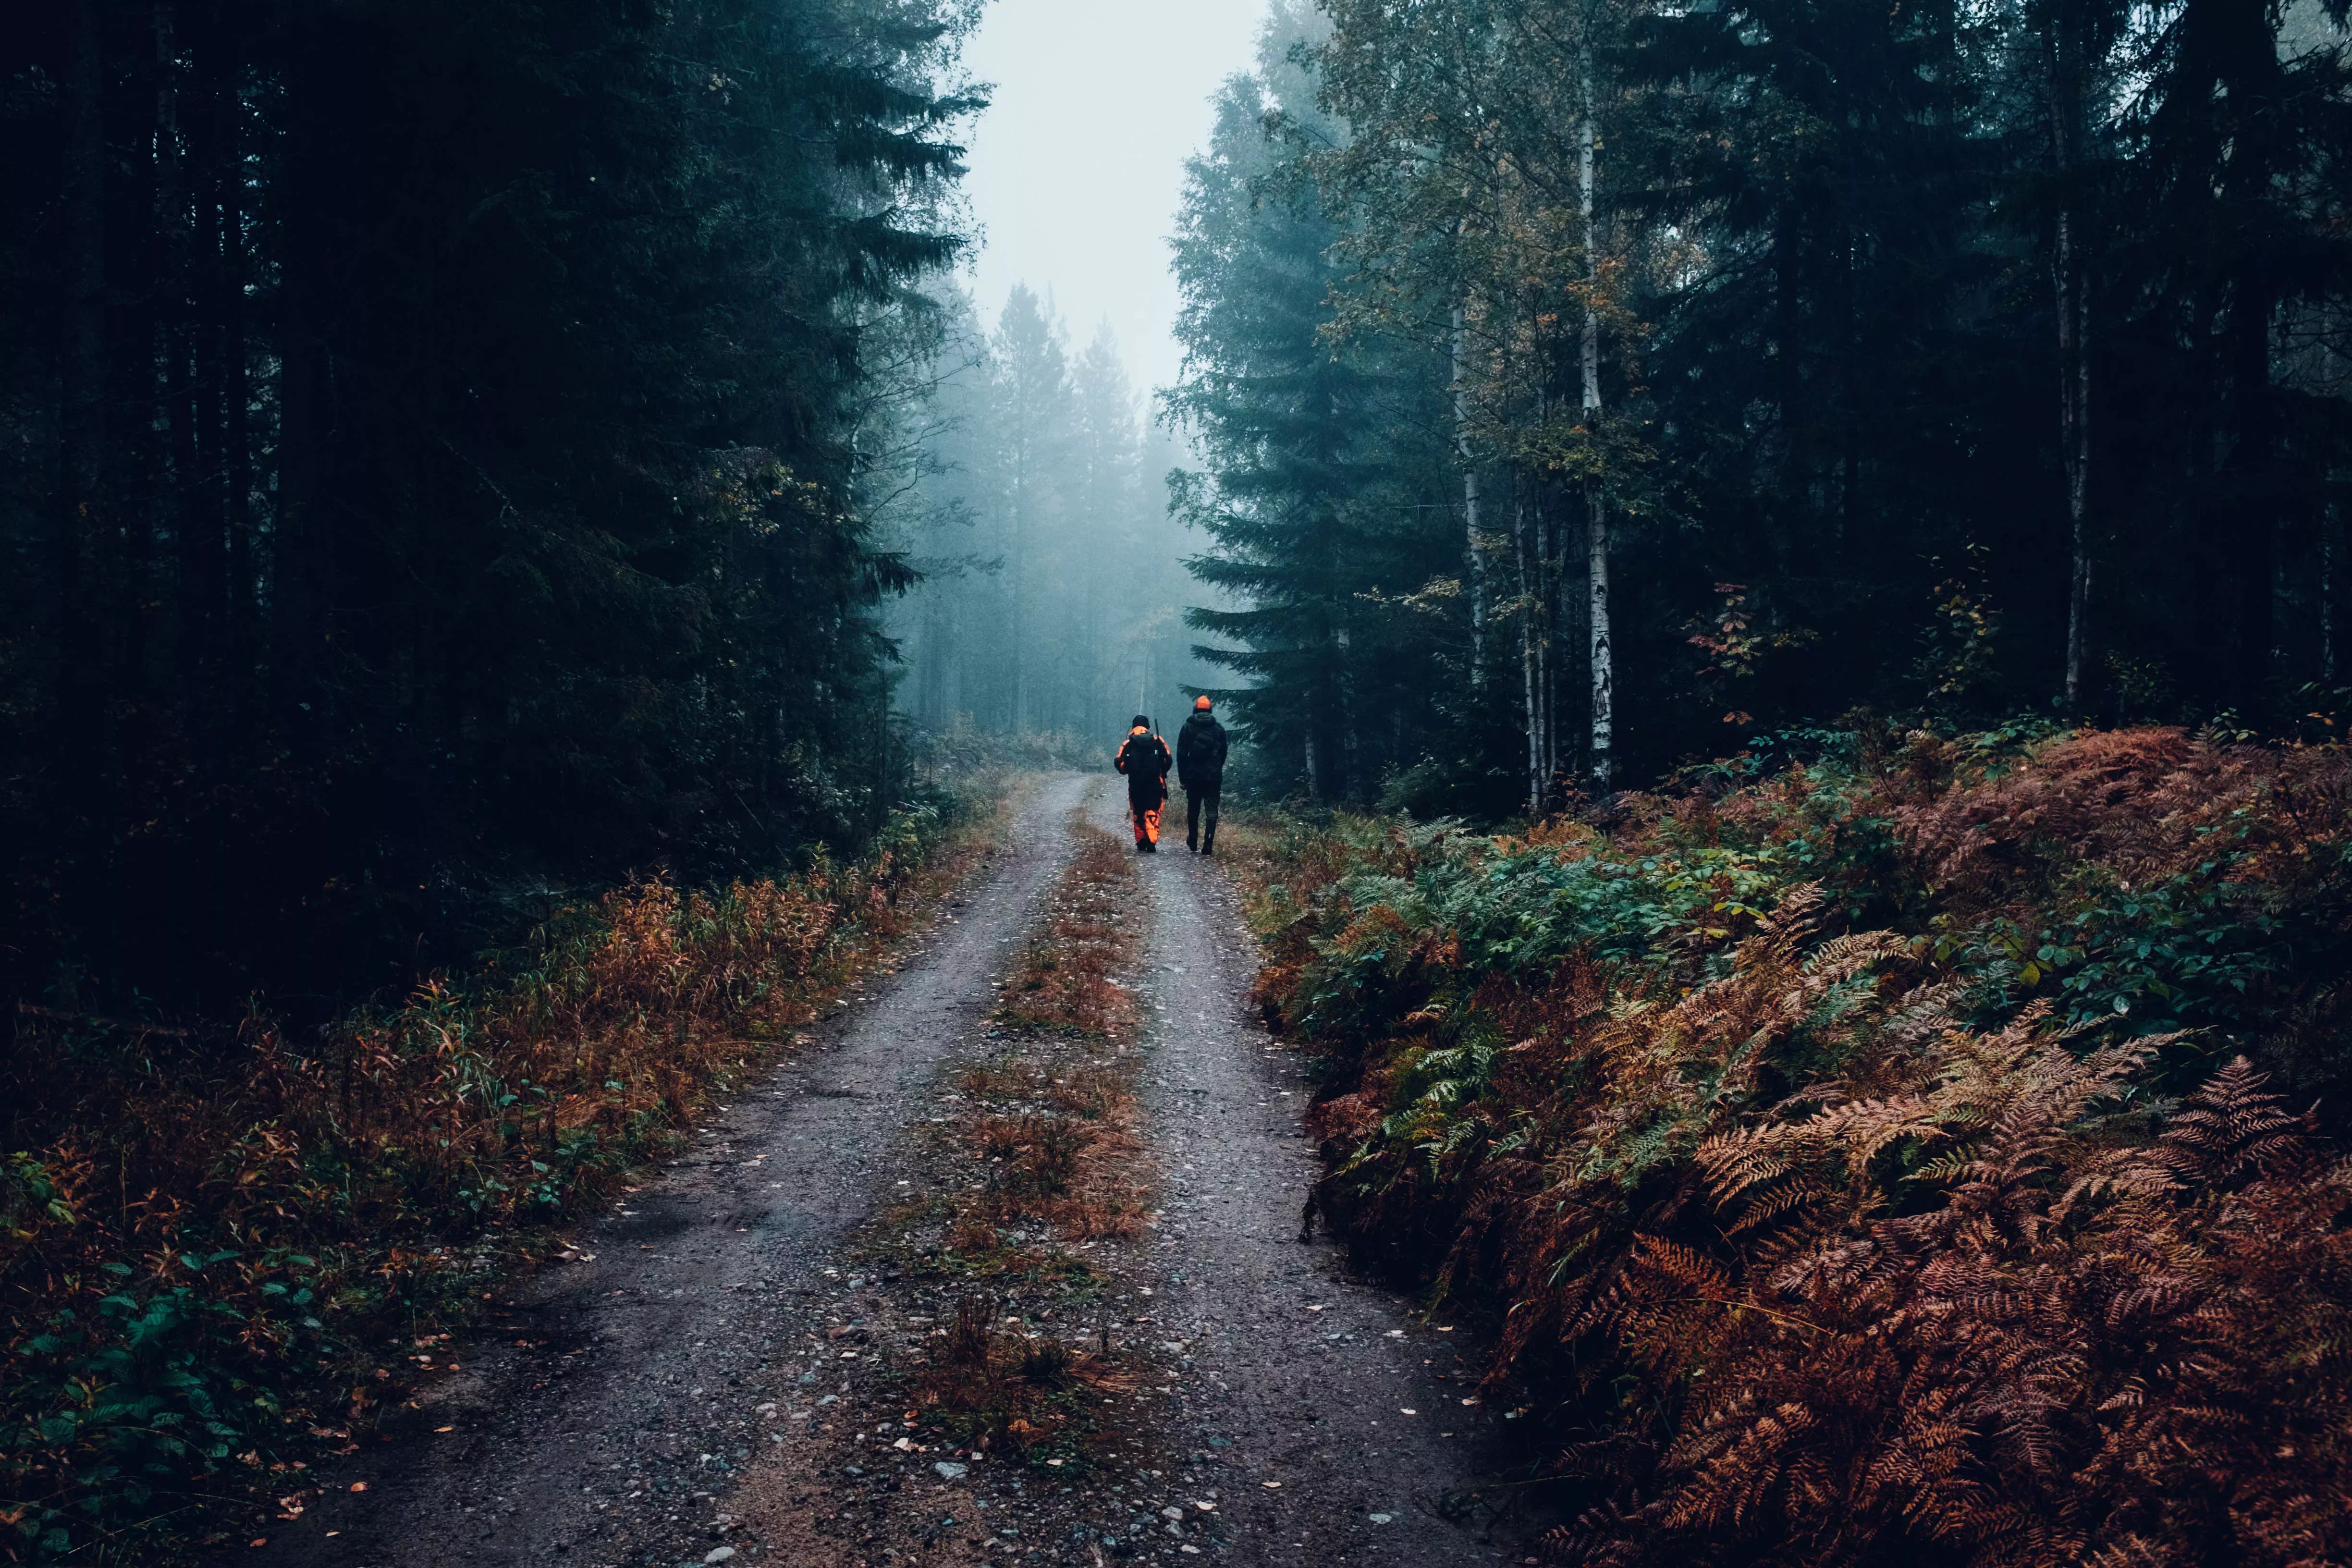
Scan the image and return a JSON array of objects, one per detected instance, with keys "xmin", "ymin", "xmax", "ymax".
[{"xmin": 736, "ymin": 809, "xmax": 1223, "ymax": 1565}]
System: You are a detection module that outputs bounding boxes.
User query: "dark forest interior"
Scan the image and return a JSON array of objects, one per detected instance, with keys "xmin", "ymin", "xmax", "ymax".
[
  {"xmin": 3, "ymin": 0, "xmax": 978, "ymax": 1019},
  {"xmin": 6, "ymin": 0, "xmax": 2350, "ymax": 1022},
  {"xmin": 5, "ymin": 0, "xmax": 2352, "ymax": 1561}
]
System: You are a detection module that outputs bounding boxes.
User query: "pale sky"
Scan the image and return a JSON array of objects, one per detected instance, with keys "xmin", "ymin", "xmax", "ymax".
[{"xmin": 958, "ymin": 0, "xmax": 1269, "ymax": 402}]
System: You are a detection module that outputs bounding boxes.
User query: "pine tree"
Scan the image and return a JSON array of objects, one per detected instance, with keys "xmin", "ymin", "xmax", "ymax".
[
  {"xmin": 1168, "ymin": 9, "xmax": 1458, "ymax": 800},
  {"xmin": 0, "ymin": 0, "xmax": 982, "ymax": 1014}
]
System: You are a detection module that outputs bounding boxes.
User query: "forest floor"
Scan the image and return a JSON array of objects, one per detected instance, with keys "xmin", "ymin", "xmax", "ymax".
[{"xmin": 242, "ymin": 775, "xmax": 1526, "ymax": 1568}]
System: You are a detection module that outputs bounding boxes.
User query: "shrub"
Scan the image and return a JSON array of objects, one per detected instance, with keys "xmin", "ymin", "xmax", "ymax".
[
  {"xmin": 1251, "ymin": 725, "xmax": 2352, "ymax": 1568},
  {"xmin": 1, "ymin": 803, "xmax": 969, "ymax": 1563}
]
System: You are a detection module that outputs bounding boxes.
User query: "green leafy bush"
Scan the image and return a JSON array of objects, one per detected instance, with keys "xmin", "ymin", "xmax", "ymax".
[{"xmin": 1245, "ymin": 724, "xmax": 2352, "ymax": 1568}]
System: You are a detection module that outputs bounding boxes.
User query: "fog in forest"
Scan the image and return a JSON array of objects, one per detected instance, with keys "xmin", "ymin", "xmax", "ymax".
[
  {"xmin": 6, "ymin": 0, "xmax": 2351, "ymax": 992},
  {"xmin": 10, "ymin": 0, "xmax": 2352, "ymax": 1559},
  {"xmin": 869, "ymin": 0, "xmax": 1260, "ymax": 761}
]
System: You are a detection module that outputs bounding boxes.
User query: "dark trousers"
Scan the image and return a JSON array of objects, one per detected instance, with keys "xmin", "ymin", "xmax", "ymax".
[{"xmin": 1186, "ymin": 784, "xmax": 1221, "ymax": 848}]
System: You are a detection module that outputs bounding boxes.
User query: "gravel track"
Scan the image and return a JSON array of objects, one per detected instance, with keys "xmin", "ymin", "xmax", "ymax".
[
  {"xmin": 244, "ymin": 774, "xmax": 1518, "ymax": 1568},
  {"xmin": 1099, "ymin": 785, "xmax": 1512, "ymax": 1568},
  {"xmin": 248, "ymin": 774, "xmax": 1092, "ymax": 1568}
]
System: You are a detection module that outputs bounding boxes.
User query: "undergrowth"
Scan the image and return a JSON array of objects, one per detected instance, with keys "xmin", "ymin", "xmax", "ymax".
[
  {"xmin": 1, "ymin": 794, "xmax": 993, "ymax": 1564},
  {"xmin": 1248, "ymin": 724, "xmax": 2352, "ymax": 1568},
  {"xmin": 919, "ymin": 813, "xmax": 1152, "ymax": 1467}
]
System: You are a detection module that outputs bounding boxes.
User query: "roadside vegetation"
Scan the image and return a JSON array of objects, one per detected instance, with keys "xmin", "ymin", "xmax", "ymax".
[
  {"xmin": 1, "ymin": 796, "xmax": 992, "ymax": 1564},
  {"xmin": 1244, "ymin": 723, "xmax": 2352, "ymax": 1568}
]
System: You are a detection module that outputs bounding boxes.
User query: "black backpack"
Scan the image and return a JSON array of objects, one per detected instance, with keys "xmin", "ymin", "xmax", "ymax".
[
  {"xmin": 1117, "ymin": 731, "xmax": 1170, "ymax": 795},
  {"xmin": 1178, "ymin": 712, "xmax": 1228, "ymax": 786}
]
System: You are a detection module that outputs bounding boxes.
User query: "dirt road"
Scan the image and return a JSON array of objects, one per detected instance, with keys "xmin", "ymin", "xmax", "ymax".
[
  {"xmin": 1102, "ymin": 789, "xmax": 1510, "ymax": 1565},
  {"xmin": 250, "ymin": 777, "xmax": 1515, "ymax": 1568}
]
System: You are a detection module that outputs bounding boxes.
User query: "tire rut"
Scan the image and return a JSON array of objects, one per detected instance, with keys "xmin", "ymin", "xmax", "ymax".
[
  {"xmin": 245, "ymin": 773, "xmax": 1093, "ymax": 1568},
  {"xmin": 1107, "ymin": 784, "xmax": 1516, "ymax": 1567}
]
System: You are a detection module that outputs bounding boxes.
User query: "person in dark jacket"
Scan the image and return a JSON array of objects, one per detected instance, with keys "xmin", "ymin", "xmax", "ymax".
[
  {"xmin": 1114, "ymin": 715, "xmax": 1172, "ymax": 852},
  {"xmin": 1176, "ymin": 694, "xmax": 1228, "ymax": 854}
]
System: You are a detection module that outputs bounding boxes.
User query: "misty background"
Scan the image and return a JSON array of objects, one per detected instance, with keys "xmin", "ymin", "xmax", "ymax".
[{"xmin": 872, "ymin": 0, "xmax": 1263, "ymax": 758}]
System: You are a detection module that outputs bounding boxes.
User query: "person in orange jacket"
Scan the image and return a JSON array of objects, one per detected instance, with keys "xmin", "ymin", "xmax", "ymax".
[{"xmin": 1114, "ymin": 714, "xmax": 1172, "ymax": 852}]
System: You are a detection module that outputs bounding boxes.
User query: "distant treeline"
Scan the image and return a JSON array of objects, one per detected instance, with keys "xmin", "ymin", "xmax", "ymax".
[
  {"xmin": 876, "ymin": 286, "xmax": 1213, "ymax": 752},
  {"xmin": 0, "ymin": 0, "xmax": 977, "ymax": 1017},
  {"xmin": 1170, "ymin": 0, "xmax": 2352, "ymax": 812}
]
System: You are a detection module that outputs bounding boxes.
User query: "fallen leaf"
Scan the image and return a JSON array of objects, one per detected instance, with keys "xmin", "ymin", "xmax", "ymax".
[{"xmin": 349, "ymin": 1482, "xmax": 369, "ymax": 1493}]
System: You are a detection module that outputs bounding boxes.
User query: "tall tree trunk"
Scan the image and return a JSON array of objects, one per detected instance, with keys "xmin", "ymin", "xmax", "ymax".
[
  {"xmin": 274, "ymin": 259, "xmax": 330, "ymax": 751},
  {"xmin": 1587, "ymin": 503, "xmax": 1613, "ymax": 790},
  {"xmin": 2325, "ymin": 502, "xmax": 2340, "ymax": 688},
  {"xmin": 1336, "ymin": 621, "xmax": 1357, "ymax": 800},
  {"xmin": 123, "ymin": 1, "xmax": 174, "ymax": 712},
  {"xmin": 1453, "ymin": 301, "xmax": 1488, "ymax": 687},
  {"xmin": 1544, "ymin": 478, "xmax": 1565, "ymax": 793},
  {"xmin": 2049, "ymin": 10, "xmax": 2096, "ymax": 713},
  {"xmin": 2224, "ymin": 208, "xmax": 2278, "ymax": 698},
  {"xmin": 1581, "ymin": 34, "xmax": 1614, "ymax": 791},
  {"xmin": 222, "ymin": 80, "xmax": 255, "ymax": 742},
  {"xmin": 1010, "ymin": 469, "xmax": 1027, "ymax": 735},
  {"xmin": 58, "ymin": 0, "xmax": 107, "ymax": 735},
  {"xmin": 164, "ymin": 7, "xmax": 220, "ymax": 749},
  {"xmin": 1516, "ymin": 481, "xmax": 1541, "ymax": 814},
  {"xmin": 2232, "ymin": 291, "xmax": 2278, "ymax": 693}
]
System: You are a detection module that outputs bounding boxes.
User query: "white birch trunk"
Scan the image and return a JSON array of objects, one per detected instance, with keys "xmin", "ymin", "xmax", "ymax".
[
  {"xmin": 1581, "ymin": 37, "xmax": 1614, "ymax": 791},
  {"xmin": 2050, "ymin": 18, "xmax": 2094, "ymax": 712},
  {"xmin": 1516, "ymin": 490, "xmax": 1542, "ymax": 814},
  {"xmin": 1454, "ymin": 302, "xmax": 1488, "ymax": 686}
]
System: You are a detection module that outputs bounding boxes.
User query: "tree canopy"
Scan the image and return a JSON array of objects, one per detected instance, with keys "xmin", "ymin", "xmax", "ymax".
[
  {"xmin": 1171, "ymin": 0, "xmax": 2352, "ymax": 811},
  {"xmin": 1, "ymin": 0, "xmax": 981, "ymax": 1016}
]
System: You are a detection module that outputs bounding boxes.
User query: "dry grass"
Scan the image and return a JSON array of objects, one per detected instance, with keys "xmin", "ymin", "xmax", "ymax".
[
  {"xmin": 906, "ymin": 812, "xmax": 1157, "ymax": 1462},
  {"xmin": 0, "ymin": 797, "xmax": 999, "ymax": 1563},
  {"xmin": 991, "ymin": 822, "xmax": 1141, "ymax": 1038},
  {"xmin": 907, "ymin": 1290, "xmax": 1140, "ymax": 1467},
  {"xmin": 948, "ymin": 814, "xmax": 1152, "ymax": 1244}
]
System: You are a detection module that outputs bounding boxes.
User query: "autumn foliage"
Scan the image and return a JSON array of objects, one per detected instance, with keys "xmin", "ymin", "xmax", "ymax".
[
  {"xmin": 0, "ymin": 807, "xmax": 969, "ymax": 1562},
  {"xmin": 1250, "ymin": 725, "xmax": 2352, "ymax": 1567},
  {"xmin": 919, "ymin": 815, "xmax": 1152, "ymax": 1463}
]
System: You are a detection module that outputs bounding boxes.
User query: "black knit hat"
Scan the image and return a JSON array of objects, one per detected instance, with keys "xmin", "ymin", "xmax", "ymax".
[{"xmin": 1131, "ymin": 714, "xmax": 1150, "ymax": 729}]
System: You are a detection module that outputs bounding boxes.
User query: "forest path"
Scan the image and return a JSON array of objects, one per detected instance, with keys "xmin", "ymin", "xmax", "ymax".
[
  {"xmin": 247, "ymin": 774, "xmax": 1095, "ymax": 1568},
  {"xmin": 243, "ymin": 775, "xmax": 1513, "ymax": 1568},
  {"xmin": 1096, "ymin": 784, "xmax": 1509, "ymax": 1567}
]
